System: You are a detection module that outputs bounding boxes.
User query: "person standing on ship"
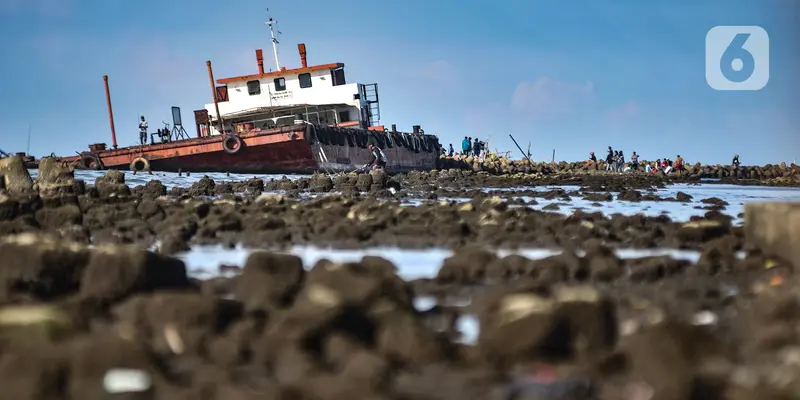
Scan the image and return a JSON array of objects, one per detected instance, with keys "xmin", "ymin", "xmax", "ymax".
[{"xmin": 139, "ymin": 116, "xmax": 148, "ymax": 145}]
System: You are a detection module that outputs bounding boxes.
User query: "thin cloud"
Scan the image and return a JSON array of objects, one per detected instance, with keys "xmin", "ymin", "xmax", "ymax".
[
  {"xmin": 510, "ymin": 77, "xmax": 595, "ymax": 120},
  {"xmin": 414, "ymin": 60, "xmax": 459, "ymax": 85},
  {"xmin": 604, "ymin": 100, "xmax": 639, "ymax": 126}
]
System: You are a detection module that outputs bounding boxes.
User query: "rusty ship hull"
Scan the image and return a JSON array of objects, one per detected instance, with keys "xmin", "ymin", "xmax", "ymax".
[{"xmin": 57, "ymin": 124, "xmax": 441, "ymax": 174}]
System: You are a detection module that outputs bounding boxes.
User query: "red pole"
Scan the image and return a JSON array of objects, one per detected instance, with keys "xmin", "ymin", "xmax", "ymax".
[
  {"xmin": 103, "ymin": 75, "xmax": 118, "ymax": 148},
  {"xmin": 206, "ymin": 61, "xmax": 223, "ymax": 134}
]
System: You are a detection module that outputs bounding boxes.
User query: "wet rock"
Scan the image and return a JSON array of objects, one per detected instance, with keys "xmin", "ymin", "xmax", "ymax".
[
  {"xmin": 34, "ymin": 204, "xmax": 82, "ymax": 229},
  {"xmin": 79, "ymin": 245, "xmax": 190, "ymax": 303},
  {"xmin": 436, "ymin": 249, "xmax": 499, "ymax": 284},
  {"xmin": 94, "ymin": 170, "xmax": 131, "ymax": 198},
  {"xmin": 701, "ymin": 197, "xmax": 729, "ymax": 207},
  {"xmin": 621, "ymin": 321, "xmax": 725, "ymax": 400},
  {"xmin": 0, "ymin": 156, "xmax": 34, "ymax": 194},
  {"xmin": 35, "ymin": 157, "xmax": 73, "ymax": 185},
  {"xmin": 745, "ymin": 202, "xmax": 800, "ymax": 269},
  {"xmin": 370, "ymin": 169, "xmax": 387, "ymax": 190},
  {"xmin": 66, "ymin": 335, "xmax": 162, "ymax": 399},
  {"xmin": 0, "ymin": 304, "xmax": 77, "ymax": 348},
  {"xmin": 478, "ymin": 289, "xmax": 565, "ymax": 365},
  {"xmin": 584, "ymin": 245, "xmax": 623, "ymax": 281},
  {"xmin": 235, "ymin": 252, "xmax": 305, "ymax": 312},
  {"xmin": 310, "ymin": 174, "xmax": 334, "ymax": 192},
  {"xmin": 618, "ymin": 190, "xmax": 642, "ymax": 202},
  {"xmin": 213, "ymin": 182, "xmax": 234, "ymax": 195},
  {"xmin": 675, "ymin": 220, "xmax": 731, "ymax": 244},
  {"xmin": 141, "ymin": 180, "xmax": 166, "ymax": 199},
  {"xmin": 627, "ymin": 256, "xmax": 688, "ymax": 282},
  {"xmin": 188, "ymin": 176, "xmax": 215, "ymax": 197},
  {"xmin": 112, "ymin": 292, "xmax": 243, "ymax": 356},
  {"xmin": 583, "ymin": 193, "xmax": 613, "ymax": 202},
  {"xmin": 0, "ymin": 234, "xmax": 90, "ymax": 302},
  {"xmin": 356, "ymin": 173, "xmax": 373, "ymax": 192},
  {"xmin": 676, "ymin": 191, "xmax": 693, "ymax": 202}
]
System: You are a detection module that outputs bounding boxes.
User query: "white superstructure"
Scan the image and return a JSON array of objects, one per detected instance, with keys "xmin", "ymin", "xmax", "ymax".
[{"xmin": 196, "ymin": 18, "xmax": 381, "ymax": 136}]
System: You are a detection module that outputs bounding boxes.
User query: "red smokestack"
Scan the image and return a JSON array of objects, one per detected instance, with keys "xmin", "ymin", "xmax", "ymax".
[
  {"xmin": 298, "ymin": 43, "xmax": 307, "ymax": 68},
  {"xmin": 255, "ymin": 49, "xmax": 264, "ymax": 74}
]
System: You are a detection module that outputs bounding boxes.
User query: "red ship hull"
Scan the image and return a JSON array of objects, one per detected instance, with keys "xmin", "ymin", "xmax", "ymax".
[{"xmin": 57, "ymin": 124, "xmax": 441, "ymax": 174}]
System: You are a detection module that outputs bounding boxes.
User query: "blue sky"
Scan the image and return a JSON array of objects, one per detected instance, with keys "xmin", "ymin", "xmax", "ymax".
[{"xmin": 1, "ymin": 0, "xmax": 797, "ymax": 164}]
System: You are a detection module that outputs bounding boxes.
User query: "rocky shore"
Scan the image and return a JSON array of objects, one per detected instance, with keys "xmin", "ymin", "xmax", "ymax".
[
  {"xmin": 1, "ymin": 154, "xmax": 799, "ymax": 399},
  {"xmin": 437, "ymin": 155, "xmax": 800, "ymax": 187}
]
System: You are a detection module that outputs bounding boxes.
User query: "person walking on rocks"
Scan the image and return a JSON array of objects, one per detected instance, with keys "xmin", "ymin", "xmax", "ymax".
[
  {"xmin": 617, "ymin": 150, "xmax": 625, "ymax": 172},
  {"xmin": 366, "ymin": 144, "xmax": 387, "ymax": 170},
  {"xmin": 139, "ymin": 116, "xmax": 148, "ymax": 145},
  {"xmin": 473, "ymin": 137, "xmax": 481, "ymax": 158},
  {"xmin": 732, "ymin": 154, "xmax": 741, "ymax": 167},
  {"xmin": 606, "ymin": 146, "xmax": 614, "ymax": 171},
  {"xmin": 448, "ymin": 143, "xmax": 454, "ymax": 157},
  {"xmin": 630, "ymin": 151, "xmax": 639, "ymax": 170},
  {"xmin": 674, "ymin": 155, "xmax": 684, "ymax": 174},
  {"xmin": 462, "ymin": 136, "xmax": 471, "ymax": 156}
]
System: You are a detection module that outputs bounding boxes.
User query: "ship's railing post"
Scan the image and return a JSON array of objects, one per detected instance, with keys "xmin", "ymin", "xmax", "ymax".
[
  {"xmin": 206, "ymin": 61, "xmax": 224, "ymax": 135},
  {"xmin": 103, "ymin": 75, "xmax": 118, "ymax": 149}
]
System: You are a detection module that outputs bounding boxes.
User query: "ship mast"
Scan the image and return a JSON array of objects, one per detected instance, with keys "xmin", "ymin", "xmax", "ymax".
[{"xmin": 265, "ymin": 9, "xmax": 281, "ymax": 71}]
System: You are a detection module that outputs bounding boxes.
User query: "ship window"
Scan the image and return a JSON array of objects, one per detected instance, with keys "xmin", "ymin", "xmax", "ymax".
[
  {"xmin": 331, "ymin": 67, "xmax": 346, "ymax": 86},
  {"xmin": 274, "ymin": 77, "xmax": 286, "ymax": 91},
  {"xmin": 247, "ymin": 80, "xmax": 261, "ymax": 96},
  {"xmin": 338, "ymin": 111, "xmax": 351, "ymax": 122},
  {"xmin": 215, "ymin": 86, "xmax": 229, "ymax": 102},
  {"xmin": 298, "ymin": 73, "xmax": 312, "ymax": 88}
]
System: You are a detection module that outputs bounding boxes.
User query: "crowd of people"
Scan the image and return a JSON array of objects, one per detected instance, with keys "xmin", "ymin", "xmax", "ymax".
[
  {"xmin": 587, "ymin": 147, "xmax": 743, "ymax": 174},
  {"xmin": 587, "ymin": 146, "xmax": 685, "ymax": 174},
  {"xmin": 440, "ymin": 137, "xmax": 489, "ymax": 160}
]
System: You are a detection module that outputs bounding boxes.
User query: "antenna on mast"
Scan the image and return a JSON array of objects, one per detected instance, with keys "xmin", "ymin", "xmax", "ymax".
[{"xmin": 265, "ymin": 8, "xmax": 282, "ymax": 71}]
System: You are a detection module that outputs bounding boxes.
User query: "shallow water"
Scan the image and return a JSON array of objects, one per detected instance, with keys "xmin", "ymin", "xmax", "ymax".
[
  {"xmin": 408, "ymin": 183, "xmax": 800, "ymax": 224},
  {"xmin": 28, "ymin": 169, "xmax": 309, "ymax": 190}
]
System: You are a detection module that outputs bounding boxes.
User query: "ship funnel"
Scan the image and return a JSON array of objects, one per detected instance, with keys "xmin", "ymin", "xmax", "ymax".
[
  {"xmin": 255, "ymin": 49, "xmax": 265, "ymax": 74},
  {"xmin": 298, "ymin": 43, "xmax": 308, "ymax": 68}
]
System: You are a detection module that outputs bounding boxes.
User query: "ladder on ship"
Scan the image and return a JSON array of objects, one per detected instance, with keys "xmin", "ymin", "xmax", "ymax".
[{"xmin": 360, "ymin": 83, "xmax": 380, "ymax": 127}]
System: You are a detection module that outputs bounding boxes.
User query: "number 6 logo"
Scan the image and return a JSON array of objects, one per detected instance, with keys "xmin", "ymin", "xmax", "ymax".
[{"xmin": 706, "ymin": 26, "xmax": 769, "ymax": 91}]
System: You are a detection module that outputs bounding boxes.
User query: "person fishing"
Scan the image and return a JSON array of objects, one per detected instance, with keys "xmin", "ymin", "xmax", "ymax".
[
  {"xmin": 139, "ymin": 116, "xmax": 148, "ymax": 145},
  {"xmin": 363, "ymin": 144, "xmax": 387, "ymax": 170}
]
